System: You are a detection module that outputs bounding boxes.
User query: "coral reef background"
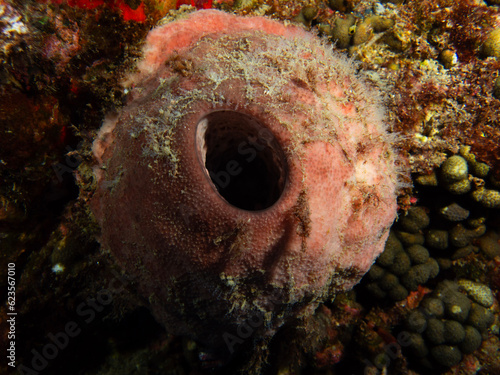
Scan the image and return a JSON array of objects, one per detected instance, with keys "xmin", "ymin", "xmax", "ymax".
[{"xmin": 1, "ymin": 0, "xmax": 499, "ymax": 374}]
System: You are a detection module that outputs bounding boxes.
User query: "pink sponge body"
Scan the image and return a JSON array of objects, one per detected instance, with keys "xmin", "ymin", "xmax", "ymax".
[{"xmin": 92, "ymin": 10, "xmax": 400, "ymax": 354}]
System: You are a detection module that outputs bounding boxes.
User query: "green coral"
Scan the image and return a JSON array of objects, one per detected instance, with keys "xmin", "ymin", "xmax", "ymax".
[
  {"xmin": 389, "ymin": 251, "xmax": 411, "ymax": 275},
  {"xmin": 457, "ymin": 279, "xmax": 494, "ymax": 308},
  {"xmin": 406, "ymin": 311, "xmax": 427, "ymax": 333},
  {"xmin": 459, "ymin": 326, "xmax": 482, "ymax": 354},
  {"xmin": 471, "ymin": 187, "xmax": 500, "ymax": 208},
  {"xmin": 430, "ymin": 345, "xmax": 462, "ymax": 367},
  {"xmin": 420, "ymin": 297, "xmax": 445, "ymax": 318},
  {"xmin": 425, "ymin": 230, "xmax": 448, "ymax": 250},
  {"xmin": 425, "ymin": 318, "xmax": 445, "ymax": 345},
  {"xmin": 467, "ymin": 303, "xmax": 495, "ymax": 332},
  {"xmin": 441, "ymin": 155, "xmax": 468, "ymax": 182},
  {"xmin": 482, "ymin": 28, "xmax": 500, "ymax": 58},
  {"xmin": 439, "ymin": 202, "xmax": 469, "ymax": 222},
  {"xmin": 402, "ymin": 280, "xmax": 494, "ymax": 369},
  {"xmin": 399, "ymin": 206, "xmax": 430, "ymax": 233},
  {"xmin": 443, "ymin": 320, "xmax": 465, "ymax": 344},
  {"xmin": 406, "ymin": 244, "xmax": 429, "ymax": 265}
]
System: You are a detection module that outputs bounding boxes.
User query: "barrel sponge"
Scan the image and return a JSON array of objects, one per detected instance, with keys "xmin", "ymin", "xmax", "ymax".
[{"xmin": 90, "ymin": 9, "xmax": 401, "ymax": 352}]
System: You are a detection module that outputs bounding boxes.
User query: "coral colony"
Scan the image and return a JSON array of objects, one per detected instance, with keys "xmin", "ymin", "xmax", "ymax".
[{"xmin": 91, "ymin": 10, "xmax": 400, "ymax": 360}]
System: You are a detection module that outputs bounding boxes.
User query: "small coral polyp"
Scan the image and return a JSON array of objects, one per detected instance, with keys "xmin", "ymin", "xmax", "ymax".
[{"xmin": 91, "ymin": 10, "xmax": 400, "ymax": 358}]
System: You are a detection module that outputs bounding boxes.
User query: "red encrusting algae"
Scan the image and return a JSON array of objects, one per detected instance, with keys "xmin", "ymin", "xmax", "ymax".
[{"xmin": 38, "ymin": 0, "xmax": 147, "ymax": 22}]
